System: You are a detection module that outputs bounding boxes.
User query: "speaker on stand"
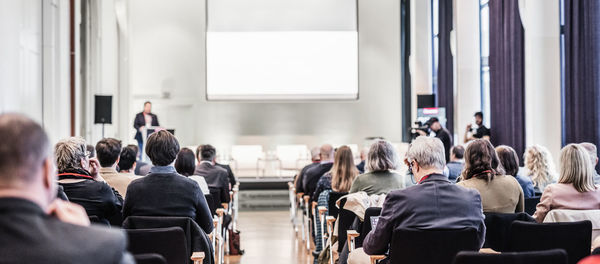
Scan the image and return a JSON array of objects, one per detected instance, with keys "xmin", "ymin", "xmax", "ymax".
[{"xmin": 94, "ymin": 95, "xmax": 112, "ymax": 138}]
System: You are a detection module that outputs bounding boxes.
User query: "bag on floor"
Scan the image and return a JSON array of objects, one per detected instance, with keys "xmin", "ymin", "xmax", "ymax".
[{"xmin": 228, "ymin": 229, "xmax": 245, "ymax": 255}]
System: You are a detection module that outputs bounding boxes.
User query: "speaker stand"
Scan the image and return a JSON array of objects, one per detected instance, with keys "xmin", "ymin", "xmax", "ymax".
[{"xmin": 101, "ymin": 123, "xmax": 105, "ymax": 138}]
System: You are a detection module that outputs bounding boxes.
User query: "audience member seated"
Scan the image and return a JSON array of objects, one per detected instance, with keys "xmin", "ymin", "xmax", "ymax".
[
  {"xmin": 194, "ymin": 144, "xmax": 230, "ymax": 205},
  {"xmin": 303, "ymin": 144, "xmax": 335, "ymax": 199},
  {"xmin": 216, "ymin": 161, "xmax": 237, "ymax": 188},
  {"xmin": 580, "ymin": 142, "xmax": 600, "ymax": 185},
  {"xmin": 356, "ymin": 146, "xmax": 368, "ymax": 174},
  {"xmin": 533, "ymin": 144, "xmax": 600, "ymax": 222},
  {"xmin": 312, "ymin": 145, "xmax": 359, "ymax": 201},
  {"xmin": 349, "ymin": 140, "xmax": 413, "ymax": 195},
  {"xmin": 123, "ymin": 131, "xmax": 213, "ymax": 234},
  {"xmin": 97, "ymin": 138, "xmax": 137, "ymax": 197},
  {"xmin": 458, "ymin": 139, "xmax": 524, "ymax": 213},
  {"xmin": 87, "ymin": 144, "xmax": 96, "ymax": 158},
  {"xmin": 118, "ymin": 147, "xmax": 142, "ymax": 181},
  {"xmin": 447, "ymin": 145, "xmax": 465, "ymax": 182},
  {"xmin": 524, "ymin": 145, "xmax": 558, "ymax": 194},
  {"xmin": 362, "ymin": 136, "xmax": 486, "ymax": 257},
  {"xmin": 497, "ymin": 145, "xmax": 535, "ymax": 198},
  {"xmin": 127, "ymin": 144, "xmax": 152, "ymax": 176},
  {"xmin": 175, "ymin": 147, "xmax": 209, "ymax": 195},
  {"xmin": 0, "ymin": 114, "xmax": 134, "ymax": 263},
  {"xmin": 294, "ymin": 146, "xmax": 320, "ymax": 194},
  {"xmin": 55, "ymin": 137, "xmax": 123, "ymax": 222}
]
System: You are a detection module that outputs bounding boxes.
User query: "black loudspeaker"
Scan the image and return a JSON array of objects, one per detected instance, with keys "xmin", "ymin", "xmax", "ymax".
[
  {"xmin": 417, "ymin": 94, "xmax": 436, "ymax": 108},
  {"xmin": 94, "ymin": 95, "xmax": 112, "ymax": 124}
]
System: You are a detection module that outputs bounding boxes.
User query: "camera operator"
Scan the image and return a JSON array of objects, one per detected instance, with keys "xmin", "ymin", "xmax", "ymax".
[
  {"xmin": 464, "ymin": 112, "xmax": 491, "ymax": 143},
  {"xmin": 416, "ymin": 117, "xmax": 452, "ymax": 162}
]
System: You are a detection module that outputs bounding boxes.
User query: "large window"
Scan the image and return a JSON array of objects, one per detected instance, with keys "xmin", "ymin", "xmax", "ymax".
[
  {"xmin": 431, "ymin": 0, "xmax": 439, "ymax": 94},
  {"xmin": 479, "ymin": 0, "xmax": 491, "ymax": 127}
]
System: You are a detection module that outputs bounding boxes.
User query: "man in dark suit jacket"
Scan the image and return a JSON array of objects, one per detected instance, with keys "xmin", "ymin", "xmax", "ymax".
[
  {"xmin": 133, "ymin": 101, "xmax": 159, "ymax": 158},
  {"xmin": 123, "ymin": 131, "xmax": 213, "ymax": 234},
  {"xmin": 0, "ymin": 113, "xmax": 133, "ymax": 264},
  {"xmin": 294, "ymin": 147, "xmax": 321, "ymax": 193},
  {"xmin": 362, "ymin": 137, "xmax": 485, "ymax": 257},
  {"xmin": 195, "ymin": 145, "xmax": 231, "ymax": 206},
  {"xmin": 302, "ymin": 144, "xmax": 335, "ymax": 199}
]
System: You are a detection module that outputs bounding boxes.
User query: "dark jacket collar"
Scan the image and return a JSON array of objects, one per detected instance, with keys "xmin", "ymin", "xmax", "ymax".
[
  {"xmin": 420, "ymin": 173, "xmax": 450, "ymax": 184},
  {"xmin": 0, "ymin": 197, "xmax": 45, "ymax": 216}
]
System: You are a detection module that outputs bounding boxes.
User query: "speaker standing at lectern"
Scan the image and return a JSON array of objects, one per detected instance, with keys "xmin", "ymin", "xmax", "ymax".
[{"xmin": 133, "ymin": 101, "xmax": 160, "ymax": 159}]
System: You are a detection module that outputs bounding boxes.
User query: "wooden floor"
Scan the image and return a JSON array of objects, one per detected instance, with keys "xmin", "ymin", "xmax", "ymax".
[{"xmin": 225, "ymin": 210, "xmax": 313, "ymax": 264}]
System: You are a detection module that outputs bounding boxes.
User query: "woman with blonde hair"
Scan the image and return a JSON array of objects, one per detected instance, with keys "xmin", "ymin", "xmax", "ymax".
[
  {"xmin": 533, "ymin": 144, "xmax": 600, "ymax": 222},
  {"xmin": 524, "ymin": 145, "xmax": 558, "ymax": 193},
  {"xmin": 312, "ymin": 145, "xmax": 359, "ymax": 201}
]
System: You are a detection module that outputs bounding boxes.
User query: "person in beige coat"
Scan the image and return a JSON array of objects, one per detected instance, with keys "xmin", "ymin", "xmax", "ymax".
[{"xmin": 457, "ymin": 139, "xmax": 524, "ymax": 213}]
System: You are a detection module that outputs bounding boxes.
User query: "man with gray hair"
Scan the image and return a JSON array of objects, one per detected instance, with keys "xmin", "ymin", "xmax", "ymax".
[
  {"xmin": 362, "ymin": 136, "xmax": 486, "ymax": 257},
  {"xmin": 580, "ymin": 142, "xmax": 600, "ymax": 185},
  {"xmin": 303, "ymin": 144, "xmax": 335, "ymax": 198},
  {"xmin": 0, "ymin": 113, "xmax": 133, "ymax": 263},
  {"xmin": 294, "ymin": 146, "xmax": 321, "ymax": 193}
]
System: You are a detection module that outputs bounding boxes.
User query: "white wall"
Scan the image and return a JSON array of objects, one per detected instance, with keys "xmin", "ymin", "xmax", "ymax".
[
  {"xmin": 124, "ymin": 0, "xmax": 403, "ymax": 151},
  {"xmin": 520, "ymin": 0, "xmax": 561, "ymax": 162}
]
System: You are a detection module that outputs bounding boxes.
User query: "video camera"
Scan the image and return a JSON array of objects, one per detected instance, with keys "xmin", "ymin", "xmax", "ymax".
[{"xmin": 409, "ymin": 121, "xmax": 430, "ymax": 141}]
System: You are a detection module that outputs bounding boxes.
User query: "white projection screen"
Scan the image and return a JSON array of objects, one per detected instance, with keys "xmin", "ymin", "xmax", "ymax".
[{"xmin": 206, "ymin": 0, "xmax": 358, "ymax": 100}]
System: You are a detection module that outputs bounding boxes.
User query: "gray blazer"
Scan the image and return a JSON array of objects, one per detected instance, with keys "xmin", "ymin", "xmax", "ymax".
[
  {"xmin": 363, "ymin": 174, "xmax": 486, "ymax": 255},
  {"xmin": 0, "ymin": 198, "xmax": 133, "ymax": 264},
  {"xmin": 194, "ymin": 162, "xmax": 230, "ymax": 204}
]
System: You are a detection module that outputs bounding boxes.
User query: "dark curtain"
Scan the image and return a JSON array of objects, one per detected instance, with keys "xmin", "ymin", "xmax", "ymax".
[
  {"xmin": 401, "ymin": 0, "xmax": 413, "ymax": 142},
  {"xmin": 563, "ymin": 0, "xmax": 600, "ymax": 168},
  {"xmin": 489, "ymin": 0, "xmax": 525, "ymax": 162},
  {"xmin": 437, "ymin": 0, "xmax": 454, "ymax": 135}
]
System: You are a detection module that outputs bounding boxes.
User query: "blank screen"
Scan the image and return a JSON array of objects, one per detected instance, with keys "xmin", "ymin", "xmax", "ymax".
[{"xmin": 206, "ymin": 0, "xmax": 358, "ymax": 100}]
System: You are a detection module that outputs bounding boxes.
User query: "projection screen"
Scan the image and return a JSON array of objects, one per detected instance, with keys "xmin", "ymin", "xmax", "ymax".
[{"xmin": 206, "ymin": 0, "xmax": 358, "ymax": 100}]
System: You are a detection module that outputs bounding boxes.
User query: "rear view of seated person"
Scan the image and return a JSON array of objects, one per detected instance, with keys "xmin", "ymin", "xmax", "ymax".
[
  {"xmin": 0, "ymin": 113, "xmax": 134, "ymax": 264},
  {"xmin": 362, "ymin": 136, "xmax": 486, "ymax": 256},
  {"xmin": 97, "ymin": 138, "xmax": 137, "ymax": 197},
  {"xmin": 458, "ymin": 139, "xmax": 524, "ymax": 213},
  {"xmin": 447, "ymin": 145, "xmax": 465, "ymax": 182},
  {"xmin": 175, "ymin": 147, "xmax": 209, "ymax": 195},
  {"xmin": 533, "ymin": 144, "xmax": 600, "ymax": 222},
  {"xmin": 123, "ymin": 131, "xmax": 213, "ymax": 234},
  {"xmin": 312, "ymin": 145, "xmax": 359, "ymax": 201},
  {"xmin": 580, "ymin": 142, "xmax": 600, "ymax": 185},
  {"xmin": 126, "ymin": 144, "xmax": 152, "ymax": 176},
  {"xmin": 496, "ymin": 145, "xmax": 535, "ymax": 198},
  {"xmin": 194, "ymin": 144, "xmax": 231, "ymax": 206},
  {"xmin": 118, "ymin": 147, "xmax": 142, "ymax": 181},
  {"xmin": 55, "ymin": 137, "xmax": 123, "ymax": 223},
  {"xmin": 349, "ymin": 140, "xmax": 413, "ymax": 195}
]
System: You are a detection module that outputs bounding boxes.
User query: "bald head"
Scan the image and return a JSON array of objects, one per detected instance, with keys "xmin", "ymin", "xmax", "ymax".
[
  {"xmin": 320, "ymin": 144, "xmax": 334, "ymax": 161},
  {"xmin": 0, "ymin": 114, "xmax": 50, "ymax": 186}
]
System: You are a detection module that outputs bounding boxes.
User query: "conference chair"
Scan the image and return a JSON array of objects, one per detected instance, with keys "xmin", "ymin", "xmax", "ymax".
[
  {"xmin": 453, "ymin": 249, "xmax": 568, "ymax": 264},
  {"xmin": 524, "ymin": 196, "xmax": 541, "ymax": 216},
  {"xmin": 125, "ymin": 227, "xmax": 188, "ymax": 264},
  {"xmin": 303, "ymin": 195, "xmax": 311, "ymax": 251},
  {"xmin": 507, "ymin": 220, "xmax": 592, "ymax": 264},
  {"xmin": 205, "ymin": 194, "xmax": 217, "ymax": 216},
  {"xmin": 89, "ymin": 215, "xmax": 110, "ymax": 227},
  {"xmin": 347, "ymin": 207, "xmax": 382, "ymax": 252},
  {"xmin": 133, "ymin": 253, "xmax": 167, "ymax": 264},
  {"xmin": 543, "ymin": 209, "xmax": 600, "ymax": 242},
  {"xmin": 336, "ymin": 198, "xmax": 358, "ymax": 254},
  {"xmin": 296, "ymin": 192, "xmax": 306, "ymax": 242},
  {"xmin": 327, "ymin": 191, "xmax": 348, "ymax": 221},
  {"xmin": 123, "ymin": 216, "xmax": 214, "ymax": 264},
  {"xmin": 368, "ymin": 227, "xmax": 481, "ymax": 264},
  {"xmin": 326, "ymin": 216, "xmax": 337, "ymax": 264},
  {"xmin": 288, "ymin": 182, "xmax": 297, "ymax": 229},
  {"xmin": 483, "ymin": 212, "xmax": 535, "ymax": 251}
]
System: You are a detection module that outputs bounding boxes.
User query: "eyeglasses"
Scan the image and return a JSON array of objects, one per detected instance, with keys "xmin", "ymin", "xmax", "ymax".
[{"xmin": 84, "ymin": 151, "xmax": 91, "ymax": 159}]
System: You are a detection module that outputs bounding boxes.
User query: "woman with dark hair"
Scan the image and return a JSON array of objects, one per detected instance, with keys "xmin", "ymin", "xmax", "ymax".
[
  {"xmin": 175, "ymin": 148, "xmax": 209, "ymax": 195},
  {"xmin": 496, "ymin": 145, "xmax": 535, "ymax": 198},
  {"xmin": 457, "ymin": 139, "xmax": 524, "ymax": 213}
]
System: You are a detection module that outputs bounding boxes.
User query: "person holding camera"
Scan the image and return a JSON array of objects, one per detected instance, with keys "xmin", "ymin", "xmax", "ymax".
[
  {"xmin": 417, "ymin": 117, "xmax": 453, "ymax": 162},
  {"xmin": 464, "ymin": 112, "xmax": 491, "ymax": 143}
]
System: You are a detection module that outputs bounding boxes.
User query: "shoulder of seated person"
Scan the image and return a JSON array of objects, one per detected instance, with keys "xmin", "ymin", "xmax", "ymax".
[{"xmin": 47, "ymin": 218, "xmax": 126, "ymax": 247}]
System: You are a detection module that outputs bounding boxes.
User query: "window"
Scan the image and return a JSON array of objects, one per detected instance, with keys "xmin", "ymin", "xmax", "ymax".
[
  {"xmin": 431, "ymin": 0, "xmax": 439, "ymax": 95},
  {"xmin": 479, "ymin": 0, "xmax": 491, "ymax": 127}
]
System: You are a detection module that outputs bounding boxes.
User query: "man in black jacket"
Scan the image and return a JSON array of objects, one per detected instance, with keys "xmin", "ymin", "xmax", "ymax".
[
  {"xmin": 0, "ymin": 113, "xmax": 134, "ymax": 264},
  {"xmin": 123, "ymin": 131, "xmax": 213, "ymax": 234},
  {"xmin": 195, "ymin": 144, "xmax": 231, "ymax": 206},
  {"xmin": 302, "ymin": 144, "xmax": 335, "ymax": 199},
  {"xmin": 133, "ymin": 101, "xmax": 159, "ymax": 159},
  {"xmin": 294, "ymin": 147, "xmax": 321, "ymax": 193}
]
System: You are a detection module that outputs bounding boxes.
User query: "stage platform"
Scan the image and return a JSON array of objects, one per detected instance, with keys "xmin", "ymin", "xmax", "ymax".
[
  {"xmin": 237, "ymin": 176, "xmax": 294, "ymax": 190},
  {"xmin": 236, "ymin": 177, "xmax": 294, "ymax": 211}
]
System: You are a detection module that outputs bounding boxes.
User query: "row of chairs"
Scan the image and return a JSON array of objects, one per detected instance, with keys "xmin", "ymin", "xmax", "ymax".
[{"xmin": 90, "ymin": 183, "xmax": 240, "ymax": 264}]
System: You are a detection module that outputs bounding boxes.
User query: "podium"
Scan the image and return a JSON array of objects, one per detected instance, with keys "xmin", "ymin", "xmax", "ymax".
[{"xmin": 140, "ymin": 126, "xmax": 175, "ymax": 161}]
